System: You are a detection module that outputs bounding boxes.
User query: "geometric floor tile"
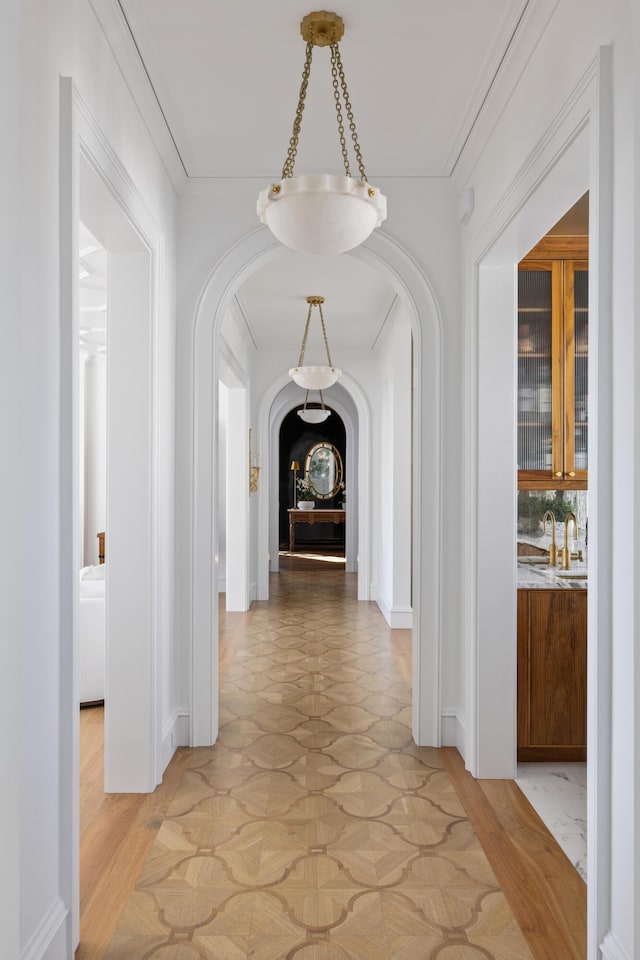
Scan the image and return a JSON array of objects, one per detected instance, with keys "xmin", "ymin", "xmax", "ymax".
[{"xmin": 104, "ymin": 567, "xmax": 533, "ymax": 959}]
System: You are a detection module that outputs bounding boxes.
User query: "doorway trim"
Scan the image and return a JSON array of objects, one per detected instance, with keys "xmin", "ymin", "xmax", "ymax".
[
  {"xmin": 465, "ymin": 50, "xmax": 612, "ymax": 958},
  {"xmin": 60, "ymin": 77, "xmax": 163, "ymax": 947},
  {"xmin": 189, "ymin": 228, "xmax": 442, "ymax": 749}
]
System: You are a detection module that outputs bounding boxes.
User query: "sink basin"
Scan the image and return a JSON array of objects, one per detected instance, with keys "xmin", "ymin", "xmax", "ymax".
[
  {"xmin": 557, "ymin": 570, "xmax": 588, "ymax": 579},
  {"xmin": 518, "ymin": 556, "xmax": 549, "ymax": 565}
]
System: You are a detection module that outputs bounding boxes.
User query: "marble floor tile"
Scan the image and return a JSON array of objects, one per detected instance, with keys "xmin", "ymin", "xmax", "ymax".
[{"xmin": 516, "ymin": 763, "xmax": 587, "ymax": 881}]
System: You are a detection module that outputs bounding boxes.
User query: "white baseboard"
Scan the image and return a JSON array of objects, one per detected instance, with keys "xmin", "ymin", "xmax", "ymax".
[
  {"xmin": 217, "ymin": 578, "xmax": 226, "ymax": 594},
  {"xmin": 389, "ymin": 605, "xmax": 412, "ymax": 628},
  {"xmin": 21, "ymin": 897, "xmax": 68, "ymax": 960},
  {"xmin": 375, "ymin": 594, "xmax": 413, "ymax": 629},
  {"xmin": 441, "ymin": 710, "xmax": 466, "ymax": 755},
  {"xmin": 160, "ymin": 708, "xmax": 190, "ymax": 774},
  {"xmin": 601, "ymin": 932, "xmax": 631, "ymax": 960},
  {"xmin": 250, "ymin": 582, "xmax": 257, "ymax": 603}
]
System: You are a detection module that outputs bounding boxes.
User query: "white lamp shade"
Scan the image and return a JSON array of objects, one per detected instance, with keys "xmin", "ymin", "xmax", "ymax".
[
  {"xmin": 297, "ymin": 408, "xmax": 331, "ymax": 423},
  {"xmin": 257, "ymin": 174, "xmax": 387, "ymax": 254},
  {"xmin": 289, "ymin": 365, "xmax": 341, "ymax": 390}
]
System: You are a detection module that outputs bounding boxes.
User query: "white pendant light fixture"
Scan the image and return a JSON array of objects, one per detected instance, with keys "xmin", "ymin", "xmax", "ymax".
[
  {"xmin": 297, "ymin": 389, "xmax": 332, "ymax": 424},
  {"xmin": 257, "ymin": 11, "xmax": 386, "ymax": 254},
  {"xmin": 289, "ymin": 295, "xmax": 341, "ymax": 391}
]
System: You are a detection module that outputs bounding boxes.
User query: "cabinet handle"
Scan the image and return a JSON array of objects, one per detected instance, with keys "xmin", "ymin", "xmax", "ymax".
[
  {"xmin": 554, "ymin": 471, "xmax": 563, "ymax": 478},
  {"xmin": 567, "ymin": 471, "xmax": 576, "ymax": 478}
]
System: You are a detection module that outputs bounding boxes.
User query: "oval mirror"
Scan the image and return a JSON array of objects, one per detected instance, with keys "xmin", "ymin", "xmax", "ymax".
[{"xmin": 305, "ymin": 442, "xmax": 343, "ymax": 500}]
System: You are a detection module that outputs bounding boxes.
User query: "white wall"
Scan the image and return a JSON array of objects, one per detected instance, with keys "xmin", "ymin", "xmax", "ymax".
[
  {"xmin": 16, "ymin": 0, "xmax": 177, "ymax": 953},
  {"xmin": 2, "ymin": 4, "xmax": 23, "ymax": 957},
  {"xmin": 374, "ymin": 304, "xmax": 413, "ymax": 628}
]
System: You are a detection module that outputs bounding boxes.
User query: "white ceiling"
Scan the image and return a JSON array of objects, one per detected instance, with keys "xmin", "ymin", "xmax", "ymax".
[
  {"xmin": 118, "ymin": 0, "xmax": 529, "ymax": 179},
  {"xmin": 235, "ymin": 253, "xmax": 397, "ymax": 354},
  {"xmin": 107, "ymin": 1, "xmax": 528, "ymax": 353}
]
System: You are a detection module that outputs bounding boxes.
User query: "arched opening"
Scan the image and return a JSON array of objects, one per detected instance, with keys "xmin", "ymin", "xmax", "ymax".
[
  {"xmin": 189, "ymin": 229, "xmax": 442, "ymax": 750},
  {"xmin": 278, "ymin": 403, "xmax": 346, "ymax": 560}
]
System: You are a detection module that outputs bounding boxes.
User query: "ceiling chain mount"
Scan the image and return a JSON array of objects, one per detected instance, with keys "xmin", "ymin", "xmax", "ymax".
[{"xmin": 300, "ymin": 11, "xmax": 344, "ymax": 46}]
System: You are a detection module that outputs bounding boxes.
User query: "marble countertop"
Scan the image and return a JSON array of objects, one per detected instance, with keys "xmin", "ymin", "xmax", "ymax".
[{"xmin": 517, "ymin": 556, "xmax": 588, "ymax": 589}]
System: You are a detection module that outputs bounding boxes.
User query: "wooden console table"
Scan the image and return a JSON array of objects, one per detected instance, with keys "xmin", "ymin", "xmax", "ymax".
[{"xmin": 288, "ymin": 508, "xmax": 345, "ymax": 552}]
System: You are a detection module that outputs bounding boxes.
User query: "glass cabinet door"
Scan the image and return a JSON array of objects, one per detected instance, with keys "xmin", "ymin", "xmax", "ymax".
[
  {"xmin": 517, "ymin": 263, "xmax": 560, "ymax": 478},
  {"xmin": 570, "ymin": 262, "xmax": 588, "ymax": 478}
]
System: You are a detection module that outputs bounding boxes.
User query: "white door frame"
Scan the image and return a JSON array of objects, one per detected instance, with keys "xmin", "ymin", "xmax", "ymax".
[
  {"xmin": 189, "ymin": 229, "xmax": 443, "ymax": 750},
  {"xmin": 60, "ymin": 77, "xmax": 162, "ymax": 947},
  {"xmin": 465, "ymin": 51, "xmax": 612, "ymax": 958}
]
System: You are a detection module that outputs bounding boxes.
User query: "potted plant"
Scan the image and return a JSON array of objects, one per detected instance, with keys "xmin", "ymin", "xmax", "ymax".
[{"xmin": 296, "ymin": 477, "xmax": 315, "ymax": 510}]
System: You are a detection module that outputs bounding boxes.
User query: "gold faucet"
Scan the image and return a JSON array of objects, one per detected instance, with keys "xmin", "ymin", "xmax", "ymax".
[
  {"xmin": 542, "ymin": 510, "xmax": 558, "ymax": 565},
  {"xmin": 560, "ymin": 512, "xmax": 579, "ymax": 569}
]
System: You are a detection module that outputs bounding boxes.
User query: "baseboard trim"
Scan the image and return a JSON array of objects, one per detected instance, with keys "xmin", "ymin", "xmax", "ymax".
[
  {"xmin": 601, "ymin": 932, "xmax": 631, "ymax": 960},
  {"xmin": 441, "ymin": 710, "xmax": 466, "ymax": 755},
  {"xmin": 389, "ymin": 605, "xmax": 413, "ymax": 629},
  {"xmin": 375, "ymin": 595, "xmax": 413, "ymax": 629},
  {"xmin": 217, "ymin": 578, "xmax": 226, "ymax": 594},
  {"xmin": 160, "ymin": 708, "xmax": 190, "ymax": 774},
  {"xmin": 21, "ymin": 897, "xmax": 68, "ymax": 960}
]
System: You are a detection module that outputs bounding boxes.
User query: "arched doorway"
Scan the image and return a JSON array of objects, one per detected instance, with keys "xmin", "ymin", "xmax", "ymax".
[{"xmin": 188, "ymin": 230, "xmax": 442, "ymax": 750}]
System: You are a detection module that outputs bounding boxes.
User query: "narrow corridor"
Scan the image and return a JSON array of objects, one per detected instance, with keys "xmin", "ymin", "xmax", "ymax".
[{"xmin": 101, "ymin": 565, "xmax": 540, "ymax": 959}]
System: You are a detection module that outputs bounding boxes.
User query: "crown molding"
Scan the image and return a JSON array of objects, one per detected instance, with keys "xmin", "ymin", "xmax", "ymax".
[
  {"xmin": 442, "ymin": 0, "xmax": 531, "ymax": 176},
  {"xmin": 88, "ymin": 0, "xmax": 187, "ymax": 192},
  {"xmin": 452, "ymin": 0, "xmax": 561, "ymax": 189}
]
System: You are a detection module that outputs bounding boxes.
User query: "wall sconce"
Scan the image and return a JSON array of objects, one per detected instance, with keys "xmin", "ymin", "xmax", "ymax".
[{"xmin": 249, "ymin": 429, "xmax": 260, "ymax": 495}]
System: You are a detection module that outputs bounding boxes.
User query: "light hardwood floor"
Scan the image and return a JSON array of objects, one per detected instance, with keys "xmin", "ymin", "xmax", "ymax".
[{"xmin": 78, "ymin": 558, "xmax": 585, "ymax": 959}]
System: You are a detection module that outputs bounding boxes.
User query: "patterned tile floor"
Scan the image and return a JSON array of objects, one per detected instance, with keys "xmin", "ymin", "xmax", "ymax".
[{"xmin": 104, "ymin": 567, "xmax": 533, "ymax": 959}]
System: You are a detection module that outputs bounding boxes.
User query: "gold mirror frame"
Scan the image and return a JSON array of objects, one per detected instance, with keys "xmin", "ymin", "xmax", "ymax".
[{"xmin": 305, "ymin": 441, "xmax": 343, "ymax": 500}]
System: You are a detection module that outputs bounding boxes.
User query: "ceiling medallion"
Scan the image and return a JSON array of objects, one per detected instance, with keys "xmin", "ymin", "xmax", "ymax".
[
  {"xmin": 257, "ymin": 11, "xmax": 386, "ymax": 254},
  {"xmin": 289, "ymin": 295, "xmax": 341, "ymax": 391}
]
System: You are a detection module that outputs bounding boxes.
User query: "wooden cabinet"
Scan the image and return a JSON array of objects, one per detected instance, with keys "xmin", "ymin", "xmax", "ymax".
[
  {"xmin": 518, "ymin": 238, "xmax": 588, "ymax": 489},
  {"xmin": 517, "ymin": 589, "xmax": 587, "ymax": 761}
]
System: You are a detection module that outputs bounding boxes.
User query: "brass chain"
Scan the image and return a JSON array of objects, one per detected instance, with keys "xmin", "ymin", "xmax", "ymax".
[
  {"xmin": 281, "ymin": 40, "xmax": 314, "ymax": 180},
  {"xmin": 297, "ymin": 301, "xmax": 314, "ymax": 366},
  {"xmin": 280, "ymin": 35, "xmax": 367, "ymax": 183},
  {"xmin": 297, "ymin": 301, "xmax": 334, "ymax": 368},
  {"xmin": 332, "ymin": 43, "xmax": 367, "ymax": 181},
  {"xmin": 318, "ymin": 302, "xmax": 334, "ymax": 367},
  {"xmin": 331, "ymin": 44, "xmax": 351, "ymax": 178}
]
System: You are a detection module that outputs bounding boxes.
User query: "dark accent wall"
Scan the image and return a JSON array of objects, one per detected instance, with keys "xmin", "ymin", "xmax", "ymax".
[{"xmin": 279, "ymin": 407, "xmax": 346, "ymax": 547}]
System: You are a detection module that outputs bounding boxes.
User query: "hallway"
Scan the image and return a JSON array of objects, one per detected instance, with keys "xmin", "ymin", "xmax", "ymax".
[{"xmin": 89, "ymin": 563, "xmax": 585, "ymax": 959}]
